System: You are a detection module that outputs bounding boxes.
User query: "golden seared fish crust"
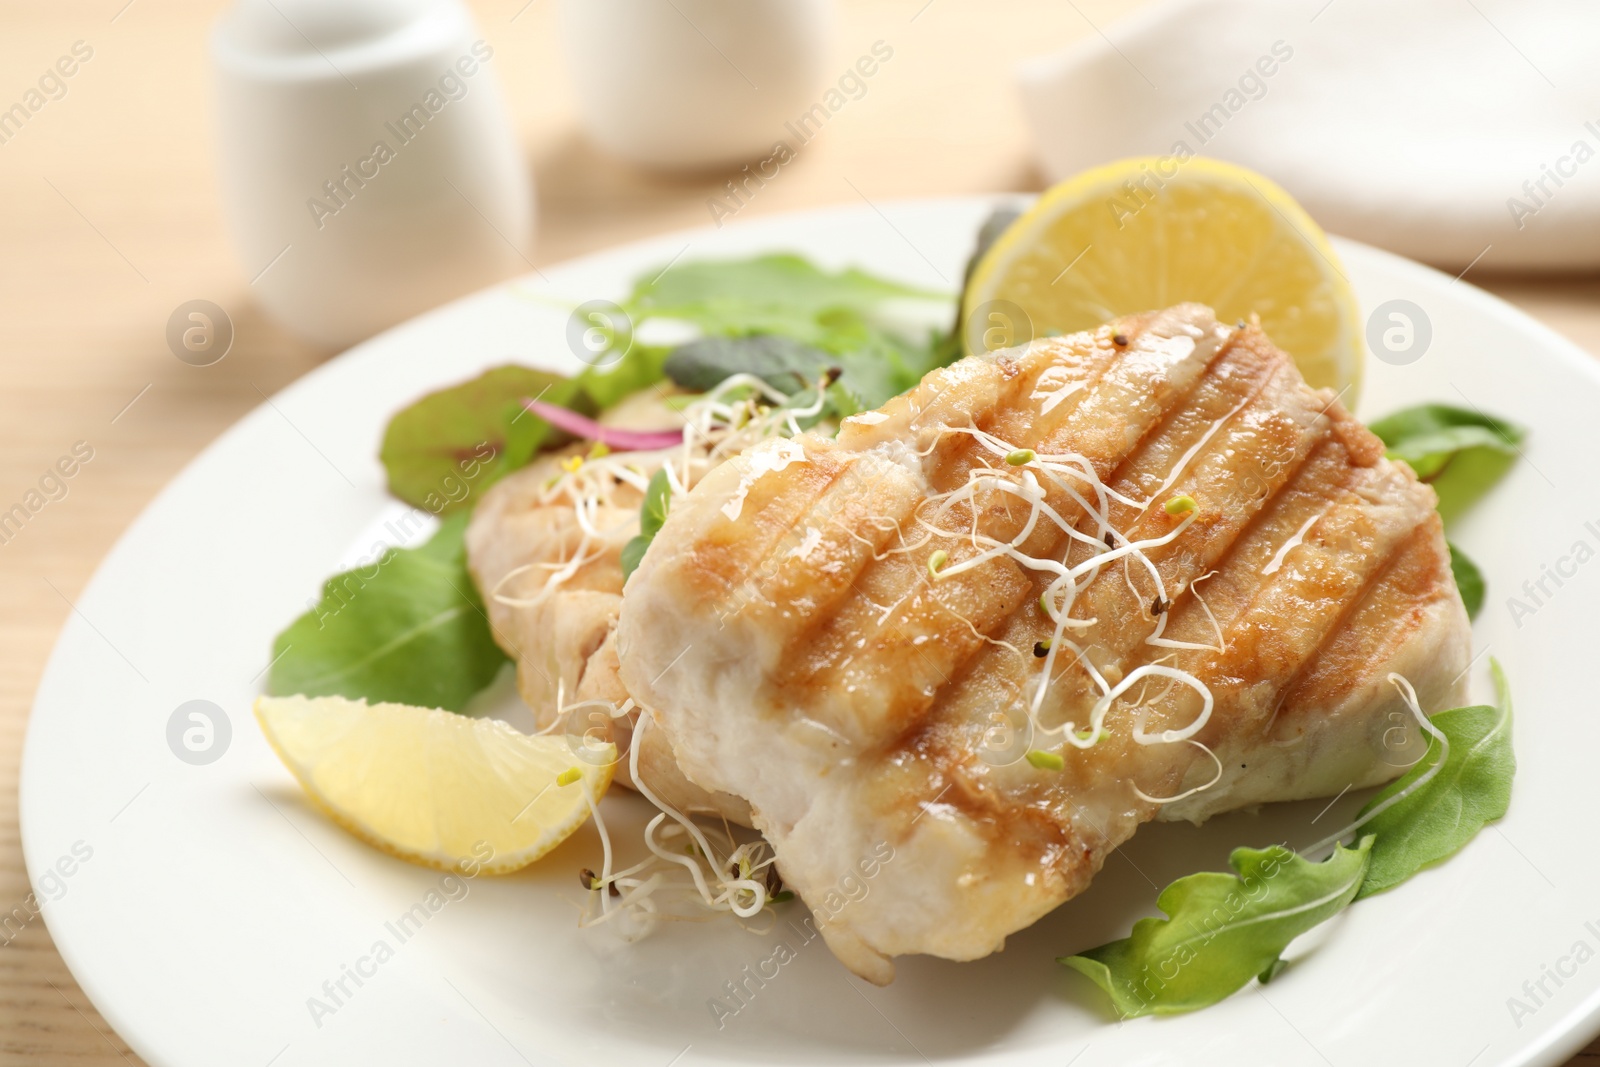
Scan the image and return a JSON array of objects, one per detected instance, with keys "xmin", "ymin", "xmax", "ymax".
[{"xmin": 616, "ymin": 304, "xmax": 1470, "ymax": 984}]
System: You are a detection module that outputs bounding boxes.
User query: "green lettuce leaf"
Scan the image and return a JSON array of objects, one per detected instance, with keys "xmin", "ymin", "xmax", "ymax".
[
  {"xmin": 664, "ymin": 335, "xmax": 838, "ymax": 395},
  {"xmin": 574, "ymin": 344, "xmax": 674, "ymax": 411},
  {"xmin": 619, "ymin": 254, "xmax": 954, "ymax": 413},
  {"xmin": 1062, "ymin": 837, "xmax": 1373, "ymax": 1017},
  {"xmin": 626, "ymin": 254, "xmax": 946, "ymax": 338},
  {"xmin": 358, "ymin": 254, "xmax": 953, "ymax": 710},
  {"xmin": 1368, "ymin": 403, "xmax": 1525, "ymax": 524},
  {"xmin": 1354, "ymin": 659, "xmax": 1515, "ymax": 898},
  {"xmin": 1448, "ymin": 541, "xmax": 1485, "ymax": 619},
  {"xmin": 620, "ymin": 468, "xmax": 671, "ymax": 581},
  {"xmin": 266, "ymin": 513, "xmax": 507, "ymax": 711},
  {"xmin": 378, "ymin": 366, "xmax": 590, "ymax": 515},
  {"xmin": 808, "ymin": 306, "xmax": 945, "ymax": 412}
]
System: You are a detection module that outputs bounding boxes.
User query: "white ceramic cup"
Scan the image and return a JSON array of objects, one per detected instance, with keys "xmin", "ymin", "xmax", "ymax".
[
  {"xmin": 212, "ymin": 0, "xmax": 531, "ymax": 349},
  {"xmin": 558, "ymin": 0, "xmax": 834, "ymax": 171}
]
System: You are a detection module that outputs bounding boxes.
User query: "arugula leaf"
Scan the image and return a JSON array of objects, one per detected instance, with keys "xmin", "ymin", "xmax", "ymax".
[
  {"xmin": 1062, "ymin": 837, "xmax": 1373, "ymax": 1017},
  {"xmin": 1257, "ymin": 956, "xmax": 1288, "ymax": 985},
  {"xmin": 1369, "ymin": 404, "xmax": 1523, "ymax": 472},
  {"xmin": 620, "ymin": 468, "xmax": 672, "ymax": 581},
  {"xmin": 379, "ymin": 366, "xmax": 590, "ymax": 515},
  {"xmin": 1448, "ymin": 541, "xmax": 1485, "ymax": 619},
  {"xmin": 1369, "ymin": 403, "xmax": 1521, "ymax": 614},
  {"xmin": 266, "ymin": 513, "xmax": 507, "ymax": 711},
  {"xmin": 1368, "ymin": 403, "xmax": 1525, "ymax": 523},
  {"xmin": 1064, "ymin": 668, "xmax": 1517, "ymax": 1017},
  {"xmin": 1354, "ymin": 659, "xmax": 1514, "ymax": 898}
]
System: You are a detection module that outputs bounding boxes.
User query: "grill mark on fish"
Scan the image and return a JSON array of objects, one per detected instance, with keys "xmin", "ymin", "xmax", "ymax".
[
  {"xmin": 1038, "ymin": 344, "xmax": 1327, "ymax": 703},
  {"xmin": 617, "ymin": 304, "xmax": 1469, "ymax": 983},
  {"xmin": 766, "ymin": 314, "xmax": 1224, "ymax": 749},
  {"xmin": 906, "ymin": 332, "xmax": 1321, "ymax": 751},
  {"xmin": 918, "ymin": 454, "xmax": 1416, "ymax": 799},
  {"xmin": 1162, "ymin": 436, "xmax": 1367, "ymax": 637},
  {"xmin": 918, "ymin": 315, "xmax": 1231, "ymax": 638},
  {"xmin": 1273, "ymin": 514, "xmax": 1455, "ymax": 733},
  {"xmin": 897, "ymin": 339, "xmax": 1438, "ymax": 874},
  {"xmin": 723, "ymin": 449, "xmax": 923, "ymax": 639}
]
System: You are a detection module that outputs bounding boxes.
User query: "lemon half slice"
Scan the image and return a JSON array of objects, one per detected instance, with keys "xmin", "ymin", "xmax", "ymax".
[
  {"xmin": 965, "ymin": 157, "xmax": 1362, "ymax": 400},
  {"xmin": 255, "ymin": 694, "xmax": 614, "ymax": 874}
]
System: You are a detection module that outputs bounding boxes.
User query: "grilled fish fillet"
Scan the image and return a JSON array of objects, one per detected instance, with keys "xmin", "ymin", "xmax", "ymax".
[
  {"xmin": 465, "ymin": 445, "xmax": 752, "ymax": 825},
  {"xmin": 616, "ymin": 304, "xmax": 1470, "ymax": 984}
]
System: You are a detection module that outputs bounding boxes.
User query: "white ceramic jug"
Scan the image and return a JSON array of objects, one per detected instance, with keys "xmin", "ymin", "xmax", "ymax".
[
  {"xmin": 558, "ymin": 0, "xmax": 834, "ymax": 171},
  {"xmin": 212, "ymin": 0, "xmax": 531, "ymax": 348}
]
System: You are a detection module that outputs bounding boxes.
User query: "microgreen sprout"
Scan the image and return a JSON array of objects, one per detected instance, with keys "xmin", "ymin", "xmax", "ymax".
[
  {"xmin": 534, "ymin": 384, "xmax": 1234, "ymax": 948},
  {"xmin": 486, "ymin": 374, "xmax": 835, "ymax": 945},
  {"xmin": 491, "ymin": 372, "xmax": 817, "ymax": 614},
  {"xmin": 1026, "ymin": 749, "xmax": 1065, "ymax": 771},
  {"xmin": 575, "ymin": 714, "xmax": 783, "ymax": 942},
  {"xmin": 902, "ymin": 422, "xmax": 1217, "ymax": 801}
]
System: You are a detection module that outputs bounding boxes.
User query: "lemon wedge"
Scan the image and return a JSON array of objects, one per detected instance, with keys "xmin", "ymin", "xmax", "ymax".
[
  {"xmin": 964, "ymin": 156, "xmax": 1362, "ymax": 400},
  {"xmin": 255, "ymin": 694, "xmax": 614, "ymax": 874}
]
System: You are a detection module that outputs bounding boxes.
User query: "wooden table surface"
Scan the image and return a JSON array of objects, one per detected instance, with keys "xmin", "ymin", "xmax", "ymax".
[{"xmin": 3, "ymin": 1, "xmax": 1598, "ymax": 1062}]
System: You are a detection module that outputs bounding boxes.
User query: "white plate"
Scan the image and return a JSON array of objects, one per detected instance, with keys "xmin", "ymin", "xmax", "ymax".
[{"xmin": 21, "ymin": 198, "xmax": 1599, "ymax": 1067}]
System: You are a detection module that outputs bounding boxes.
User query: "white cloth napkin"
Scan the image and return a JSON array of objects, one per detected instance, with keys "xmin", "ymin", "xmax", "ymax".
[{"xmin": 1018, "ymin": 0, "xmax": 1600, "ymax": 271}]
